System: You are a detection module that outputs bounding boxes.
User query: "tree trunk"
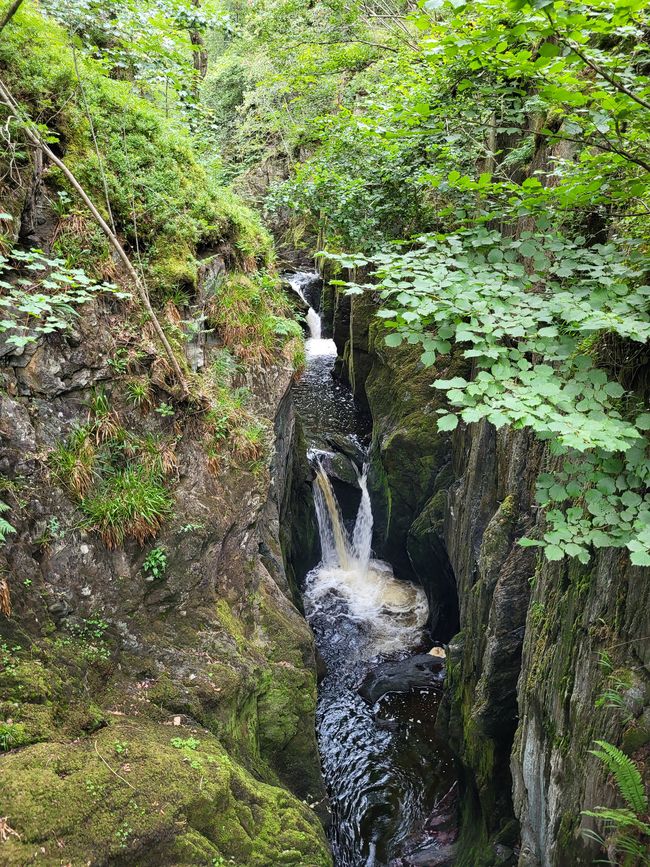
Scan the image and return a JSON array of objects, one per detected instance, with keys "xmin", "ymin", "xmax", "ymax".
[{"xmin": 190, "ymin": 0, "xmax": 208, "ymax": 96}]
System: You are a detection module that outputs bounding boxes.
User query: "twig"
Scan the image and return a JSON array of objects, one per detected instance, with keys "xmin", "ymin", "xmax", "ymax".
[{"xmin": 93, "ymin": 740, "xmax": 137, "ymax": 790}]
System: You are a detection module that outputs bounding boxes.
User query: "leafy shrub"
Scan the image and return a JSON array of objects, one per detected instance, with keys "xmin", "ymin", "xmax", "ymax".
[
  {"xmin": 142, "ymin": 547, "xmax": 168, "ymax": 580},
  {"xmin": 0, "ymin": 249, "xmax": 128, "ymax": 350}
]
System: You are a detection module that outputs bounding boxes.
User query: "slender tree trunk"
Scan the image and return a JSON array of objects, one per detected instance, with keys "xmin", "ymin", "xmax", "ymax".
[
  {"xmin": 190, "ymin": 0, "xmax": 208, "ymax": 98},
  {"xmin": 0, "ymin": 0, "xmax": 24, "ymax": 36},
  {"xmin": 0, "ymin": 76, "xmax": 190, "ymax": 397}
]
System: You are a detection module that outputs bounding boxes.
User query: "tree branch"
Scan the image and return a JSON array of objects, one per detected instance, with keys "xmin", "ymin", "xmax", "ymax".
[
  {"xmin": 544, "ymin": 10, "xmax": 650, "ymax": 113},
  {"xmin": 0, "ymin": 0, "xmax": 24, "ymax": 36}
]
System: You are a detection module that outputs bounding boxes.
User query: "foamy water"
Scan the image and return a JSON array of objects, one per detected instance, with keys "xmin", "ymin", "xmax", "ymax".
[{"xmin": 307, "ymin": 465, "xmax": 428, "ymax": 656}]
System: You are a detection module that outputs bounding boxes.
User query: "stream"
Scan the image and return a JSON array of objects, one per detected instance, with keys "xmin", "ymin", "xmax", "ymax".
[{"xmin": 288, "ymin": 272, "xmax": 457, "ymax": 867}]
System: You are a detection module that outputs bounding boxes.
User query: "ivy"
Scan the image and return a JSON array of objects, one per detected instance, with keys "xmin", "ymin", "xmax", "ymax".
[
  {"xmin": 327, "ymin": 228, "xmax": 650, "ymax": 565},
  {"xmin": 0, "ymin": 249, "xmax": 129, "ymax": 349}
]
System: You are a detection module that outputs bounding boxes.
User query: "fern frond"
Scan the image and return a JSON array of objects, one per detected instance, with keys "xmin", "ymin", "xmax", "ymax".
[
  {"xmin": 0, "ymin": 514, "xmax": 16, "ymax": 544},
  {"xmin": 590, "ymin": 741, "xmax": 649, "ymax": 814},
  {"xmin": 583, "ymin": 808, "xmax": 650, "ymax": 833}
]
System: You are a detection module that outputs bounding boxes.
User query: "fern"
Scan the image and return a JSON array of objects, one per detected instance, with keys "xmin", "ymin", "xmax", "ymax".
[
  {"xmin": 583, "ymin": 808, "xmax": 650, "ymax": 834},
  {"xmin": 0, "ymin": 501, "xmax": 15, "ymax": 544},
  {"xmin": 590, "ymin": 741, "xmax": 648, "ymax": 815}
]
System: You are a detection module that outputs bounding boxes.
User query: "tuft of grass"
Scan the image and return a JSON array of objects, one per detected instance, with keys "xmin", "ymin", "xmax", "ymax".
[
  {"xmin": 81, "ymin": 467, "xmax": 173, "ymax": 548},
  {"xmin": 87, "ymin": 388, "xmax": 120, "ymax": 443},
  {"xmin": 125, "ymin": 377, "xmax": 152, "ymax": 410},
  {"xmin": 232, "ymin": 421, "xmax": 267, "ymax": 463},
  {"xmin": 206, "ymin": 271, "xmax": 302, "ymax": 364},
  {"xmin": 210, "ymin": 348, "xmax": 239, "ymax": 387},
  {"xmin": 50, "ymin": 426, "xmax": 96, "ymax": 497},
  {"xmin": 50, "ymin": 398, "xmax": 178, "ymax": 547}
]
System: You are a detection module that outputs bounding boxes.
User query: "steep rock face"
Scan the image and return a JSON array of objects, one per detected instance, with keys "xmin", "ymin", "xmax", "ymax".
[
  {"xmin": 440, "ymin": 418, "xmax": 650, "ymax": 866},
  {"xmin": 0, "ymin": 300, "xmax": 331, "ymax": 865},
  {"xmin": 334, "ymin": 288, "xmax": 649, "ymax": 866},
  {"xmin": 328, "ymin": 290, "xmax": 461, "ymax": 638}
]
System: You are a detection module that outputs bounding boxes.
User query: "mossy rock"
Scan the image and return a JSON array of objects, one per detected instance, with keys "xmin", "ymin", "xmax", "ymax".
[{"xmin": 0, "ymin": 717, "xmax": 331, "ymax": 866}]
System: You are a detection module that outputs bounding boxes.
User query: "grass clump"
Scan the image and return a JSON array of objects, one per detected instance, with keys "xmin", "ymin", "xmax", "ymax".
[
  {"xmin": 81, "ymin": 466, "xmax": 172, "ymax": 548},
  {"xmin": 207, "ymin": 271, "xmax": 303, "ymax": 364},
  {"xmin": 50, "ymin": 390, "xmax": 176, "ymax": 548}
]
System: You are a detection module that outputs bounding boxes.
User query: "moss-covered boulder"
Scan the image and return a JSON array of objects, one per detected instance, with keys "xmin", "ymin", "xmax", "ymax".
[{"xmin": 0, "ymin": 717, "xmax": 331, "ymax": 866}]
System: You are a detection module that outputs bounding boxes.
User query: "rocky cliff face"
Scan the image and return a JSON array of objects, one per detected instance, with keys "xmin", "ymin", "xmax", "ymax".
[
  {"xmin": 0, "ymin": 297, "xmax": 331, "ymax": 865},
  {"xmin": 329, "ymin": 287, "xmax": 650, "ymax": 867}
]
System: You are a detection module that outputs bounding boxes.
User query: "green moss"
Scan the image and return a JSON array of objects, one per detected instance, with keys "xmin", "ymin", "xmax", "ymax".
[
  {"xmin": 0, "ymin": 5, "xmax": 273, "ymax": 297},
  {"xmin": 0, "ymin": 718, "xmax": 331, "ymax": 866}
]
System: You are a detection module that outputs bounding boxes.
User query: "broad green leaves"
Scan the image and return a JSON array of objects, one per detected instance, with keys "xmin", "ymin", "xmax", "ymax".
[
  {"xmin": 328, "ymin": 227, "xmax": 650, "ymax": 564},
  {"xmin": 0, "ymin": 250, "xmax": 129, "ymax": 349}
]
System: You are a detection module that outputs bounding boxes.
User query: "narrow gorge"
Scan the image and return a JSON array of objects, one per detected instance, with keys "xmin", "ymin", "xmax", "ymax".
[{"xmin": 1, "ymin": 1, "xmax": 649, "ymax": 866}]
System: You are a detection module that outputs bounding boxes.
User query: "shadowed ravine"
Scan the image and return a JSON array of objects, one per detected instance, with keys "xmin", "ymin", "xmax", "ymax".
[{"xmin": 289, "ymin": 272, "xmax": 456, "ymax": 867}]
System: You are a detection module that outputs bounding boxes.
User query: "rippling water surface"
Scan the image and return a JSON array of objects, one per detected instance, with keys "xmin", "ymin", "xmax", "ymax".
[{"xmin": 290, "ymin": 272, "xmax": 455, "ymax": 866}]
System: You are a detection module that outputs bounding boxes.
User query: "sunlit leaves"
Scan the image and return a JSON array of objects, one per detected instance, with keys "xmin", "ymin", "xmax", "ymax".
[{"xmin": 0, "ymin": 250, "xmax": 128, "ymax": 349}]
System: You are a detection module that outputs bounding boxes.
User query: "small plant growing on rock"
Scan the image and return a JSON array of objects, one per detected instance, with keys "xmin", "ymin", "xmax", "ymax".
[
  {"xmin": 108, "ymin": 348, "xmax": 130, "ymax": 374},
  {"xmin": 0, "ymin": 501, "xmax": 16, "ymax": 545},
  {"xmin": 0, "ymin": 721, "xmax": 27, "ymax": 751},
  {"xmin": 125, "ymin": 377, "xmax": 152, "ymax": 410},
  {"xmin": 143, "ymin": 547, "xmax": 167, "ymax": 580},
  {"xmin": 155, "ymin": 401, "xmax": 175, "ymax": 418}
]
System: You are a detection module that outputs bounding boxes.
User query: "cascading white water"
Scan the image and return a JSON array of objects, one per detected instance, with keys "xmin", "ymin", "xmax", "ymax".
[
  {"xmin": 314, "ymin": 462, "xmax": 352, "ymax": 570},
  {"xmin": 306, "ymin": 462, "xmax": 428, "ymax": 656},
  {"xmin": 352, "ymin": 467, "xmax": 373, "ymax": 577},
  {"xmin": 286, "ymin": 271, "xmax": 323, "ymax": 341},
  {"xmin": 306, "ymin": 306, "xmax": 322, "ymax": 340}
]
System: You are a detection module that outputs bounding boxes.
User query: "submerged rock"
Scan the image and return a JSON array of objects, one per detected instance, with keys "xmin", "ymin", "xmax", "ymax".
[{"xmin": 358, "ymin": 653, "xmax": 445, "ymax": 705}]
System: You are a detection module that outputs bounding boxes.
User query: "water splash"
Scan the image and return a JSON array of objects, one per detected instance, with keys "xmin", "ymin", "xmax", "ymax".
[{"xmin": 307, "ymin": 462, "xmax": 428, "ymax": 656}]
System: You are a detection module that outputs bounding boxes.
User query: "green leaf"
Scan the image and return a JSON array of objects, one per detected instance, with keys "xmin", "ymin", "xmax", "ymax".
[
  {"xmin": 630, "ymin": 550, "xmax": 650, "ymax": 567},
  {"xmin": 544, "ymin": 545, "xmax": 565, "ymax": 561},
  {"xmin": 437, "ymin": 414, "xmax": 459, "ymax": 432}
]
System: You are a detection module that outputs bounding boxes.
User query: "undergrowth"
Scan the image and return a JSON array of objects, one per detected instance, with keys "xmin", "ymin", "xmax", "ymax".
[{"xmin": 50, "ymin": 389, "xmax": 176, "ymax": 547}]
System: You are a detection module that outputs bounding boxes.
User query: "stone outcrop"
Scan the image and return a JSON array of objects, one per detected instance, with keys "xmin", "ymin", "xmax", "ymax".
[
  {"xmin": 0, "ymin": 300, "xmax": 331, "ymax": 865},
  {"xmin": 329, "ymin": 288, "xmax": 650, "ymax": 867}
]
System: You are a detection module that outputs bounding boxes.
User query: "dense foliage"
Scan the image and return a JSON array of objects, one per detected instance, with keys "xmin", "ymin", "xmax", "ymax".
[{"xmin": 203, "ymin": 0, "xmax": 650, "ymax": 566}]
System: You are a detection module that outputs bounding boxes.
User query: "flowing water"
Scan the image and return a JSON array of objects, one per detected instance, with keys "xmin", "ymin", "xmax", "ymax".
[{"xmin": 288, "ymin": 272, "xmax": 455, "ymax": 867}]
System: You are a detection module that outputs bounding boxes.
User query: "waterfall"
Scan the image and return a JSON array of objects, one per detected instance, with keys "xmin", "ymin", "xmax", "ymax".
[
  {"xmin": 286, "ymin": 271, "xmax": 323, "ymax": 341},
  {"xmin": 352, "ymin": 467, "xmax": 373, "ymax": 576},
  {"xmin": 313, "ymin": 461, "xmax": 374, "ymax": 576},
  {"xmin": 314, "ymin": 463, "xmax": 352, "ymax": 570},
  {"xmin": 306, "ymin": 307, "xmax": 322, "ymax": 340}
]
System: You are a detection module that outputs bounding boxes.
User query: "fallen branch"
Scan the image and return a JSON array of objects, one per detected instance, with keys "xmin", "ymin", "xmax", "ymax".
[
  {"xmin": 0, "ymin": 0, "xmax": 24, "ymax": 36},
  {"xmin": 0, "ymin": 76, "xmax": 189, "ymax": 397}
]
